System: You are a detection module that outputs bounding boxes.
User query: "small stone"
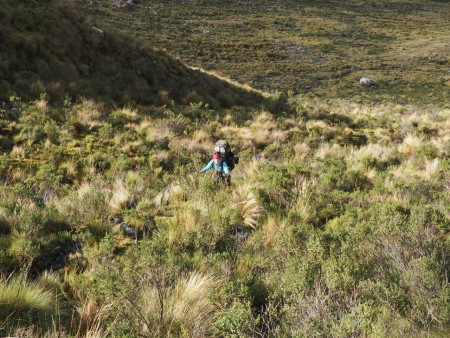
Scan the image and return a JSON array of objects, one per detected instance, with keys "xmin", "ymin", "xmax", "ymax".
[{"xmin": 92, "ymin": 27, "xmax": 104, "ymax": 39}]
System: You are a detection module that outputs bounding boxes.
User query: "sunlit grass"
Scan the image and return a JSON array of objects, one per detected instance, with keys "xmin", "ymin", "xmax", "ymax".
[
  {"xmin": 77, "ymin": 99, "xmax": 103, "ymax": 129},
  {"xmin": 141, "ymin": 272, "xmax": 219, "ymax": 336},
  {"xmin": 109, "ymin": 179, "xmax": 131, "ymax": 213},
  {"xmin": 0, "ymin": 276, "xmax": 55, "ymax": 321},
  {"xmin": 233, "ymin": 185, "xmax": 263, "ymax": 229}
]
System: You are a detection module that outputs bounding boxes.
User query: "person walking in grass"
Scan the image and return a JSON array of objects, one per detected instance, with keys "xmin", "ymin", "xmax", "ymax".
[{"xmin": 199, "ymin": 153, "xmax": 231, "ymax": 185}]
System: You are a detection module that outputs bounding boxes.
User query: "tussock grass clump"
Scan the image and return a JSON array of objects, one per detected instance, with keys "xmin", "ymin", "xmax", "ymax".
[
  {"xmin": 76, "ymin": 99, "xmax": 104, "ymax": 129},
  {"xmin": 141, "ymin": 272, "xmax": 219, "ymax": 337},
  {"xmin": 74, "ymin": 299, "xmax": 112, "ymax": 338},
  {"xmin": 55, "ymin": 181, "xmax": 110, "ymax": 238},
  {"xmin": 164, "ymin": 207, "xmax": 201, "ymax": 247},
  {"xmin": 109, "ymin": 179, "xmax": 131, "ymax": 213},
  {"xmin": 398, "ymin": 134, "xmax": 423, "ymax": 157},
  {"xmin": 233, "ymin": 185, "xmax": 263, "ymax": 229},
  {"xmin": 293, "ymin": 142, "xmax": 311, "ymax": 160},
  {"xmin": 0, "ymin": 275, "xmax": 55, "ymax": 322},
  {"xmin": 422, "ymin": 158, "xmax": 440, "ymax": 180},
  {"xmin": 11, "ymin": 145, "xmax": 25, "ymax": 159},
  {"xmin": 35, "ymin": 97, "xmax": 48, "ymax": 113}
]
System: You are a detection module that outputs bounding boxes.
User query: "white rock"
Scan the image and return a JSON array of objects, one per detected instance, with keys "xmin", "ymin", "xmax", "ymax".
[
  {"xmin": 360, "ymin": 77, "xmax": 374, "ymax": 86},
  {"xmin": 92, "ymin": 27, "xmax": 104, "ymax": 39}
]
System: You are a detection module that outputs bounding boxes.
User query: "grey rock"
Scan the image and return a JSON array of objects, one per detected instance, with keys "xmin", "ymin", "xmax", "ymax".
[
  {"xmin": 92, "ymin": 26, "xmax": 104, "ymax": 39},
  {"xmin": 360, "ymin": 77, "xmax": 375, "ymax": 86},
  {"xmin": 120, "ymin": 223, "xmax": 136, "ymax": 237}
]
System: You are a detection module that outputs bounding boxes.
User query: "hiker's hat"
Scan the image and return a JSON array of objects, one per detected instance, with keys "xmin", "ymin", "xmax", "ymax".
[{"xmin": 213, "ymin": 153, "xmax": 220, "ymax": 160}]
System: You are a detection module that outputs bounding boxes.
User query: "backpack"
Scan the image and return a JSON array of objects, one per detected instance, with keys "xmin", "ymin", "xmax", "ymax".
[{"xmin": 213, "ymin": 140, "xmax": 238, "ymax": 172}]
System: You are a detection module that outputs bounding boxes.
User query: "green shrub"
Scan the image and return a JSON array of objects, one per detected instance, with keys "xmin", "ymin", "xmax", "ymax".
[
  {"xmin": 254, "ymin": 162, "xmax": 294, "ymax": 210},
  {"xmin": 331, "ymin": 302, "xmax": 381, "ymax": 337},
  {"xmin": 215, "ymin": 301, "xmax": 253, "ymax": 337}
]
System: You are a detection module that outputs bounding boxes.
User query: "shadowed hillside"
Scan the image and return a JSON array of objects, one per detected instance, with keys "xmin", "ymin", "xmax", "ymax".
[{"xmin": 0, "ymin": 0, "xmax": 271, "ymax": 109}]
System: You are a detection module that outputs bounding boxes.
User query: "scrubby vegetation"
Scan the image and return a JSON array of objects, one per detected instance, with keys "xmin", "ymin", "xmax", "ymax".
[
  {"xmin": 1, "ymin": 0, "xmax": 449, "ymax": 337},
  {"xmin": 1, "ymin": 94, "xmax": 449, "ymax": 336}
]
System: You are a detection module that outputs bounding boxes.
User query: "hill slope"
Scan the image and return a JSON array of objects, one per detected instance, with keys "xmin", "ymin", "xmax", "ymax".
[{"xmin": 0, "ymin": 0, "xmax": 270, "ymax": 109}]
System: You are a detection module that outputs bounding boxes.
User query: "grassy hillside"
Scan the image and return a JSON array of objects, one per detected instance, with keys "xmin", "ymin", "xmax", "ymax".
[
  {"xmin": 0, "ymin": 0, "xmax": 449, "ymax": 337},
  {"xmin": 1, "ymin": 96, "xmax": 449, "ymax": 336},
  {"xmin": 0, "ymin": 0, "xmax": 272, "ymax": 109},
  {"xmin": 87, "ymin": 0, "xmax": 450, "ymax": 105}
]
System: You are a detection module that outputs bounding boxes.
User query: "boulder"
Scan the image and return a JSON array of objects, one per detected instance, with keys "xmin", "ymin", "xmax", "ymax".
[{"xmin": 360, "ymin": 77, "xmax": 375, "ymax": 86}]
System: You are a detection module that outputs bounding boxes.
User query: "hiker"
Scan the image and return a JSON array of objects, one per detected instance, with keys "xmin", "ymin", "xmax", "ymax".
[{"xmin": 199, "ymin": 153, "xmax": 231, "ymax": 185}]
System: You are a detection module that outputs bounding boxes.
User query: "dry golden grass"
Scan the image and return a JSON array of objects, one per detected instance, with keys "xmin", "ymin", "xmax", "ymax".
[
  {"xmin": 141, "ymin": 271, "xmax": 219, "ymax": 336},
  {"xmin": 422, "ymin": 158, "xmax": 440, "ymax": 181},
  {"xmin": 165, "ymin": 208, "xmax": 201, "ymax": 246},
  {"xmin": 192, "ymin": 129, "xmax": 211, "ymax": 144},
  {"xmin": 390, "ymin": 159, "xmax": 418, "ymax": 181},
  {"xmin": 77, "ymin": 98, "xmax": 103, "ymax": 129},
  {"xmin": 352, "ymin": 144, "xmax": 395, "ymax": 163},
  {"xmin": 398, "ymin": 134, "xmax": 423, "ymax": 157},
  {"xmin": 77, "ymin": 181, "xmax": 93, "ymax": 199},
  {"xmin": 0, "ymin": 275, "xmax": 54, "ymax": 321},
  {"xmin": 120, "ymin": 140, "xmax": 143, "ymax": 154},
  {"xmin": 75, "ymin": 299, "xmax": 112, "ymax": 338},
  {"xmin": 157, "ymin": 89, "xmax": 171, "ymax": 106},
  {"xmin": 119, "ymin": 107, "xmax": 138, "ymax": 119},
  {"xmin": 233, "ymin": 185, "xmax": 263, "ymax": 229},
  {"xmin": 125, "ymin": 171, "xmax": 145, "ymax": 194},
  {"xmin": 221, "ymin": 114, "xmax": 287, "ymax": 150},
  {"xmin": 294, "ymin": 142, "xmax": 311, "ymax": 160},
  {"xmin": 348, "ymin": 143, "xmax": 397, "ymax": 173},
  {"xmin": 247, "ymin": 111, "xmax": 283, "ymax": 146},
  {"xmin": 35, "ymin": 97, "xmax": 48, "ymax": 112},
  {"xmin": 134, "ymin": 119, "xmax": 149, "ymax": 135},
  {"xmin": 45, "ymin": 81, "xmax": 63, "ymax": 102},
  {"xmin": 191, "ymin": 66, "xmax": 270, "ymax": 98},
  {"xmin": 136, "ymin": 121, "xmax": 175, "ymax": 146},
  {"xmin": 314, "ymin": 143, "xmax": 345, "ymax": 159},
  {"xmin": 11, "ymin": 168, "xmax": 25, "ymax": 183},
  {"xmin": 109, "ymin": 179, "xmax": 131, "ymax": 213},
  {"xmin": 44, "ymin": 138, "xmax": 53, "ymax": 149},
  {"xmin": 11, "ymin": 145, "xmax": 25, "ymax": 159}
]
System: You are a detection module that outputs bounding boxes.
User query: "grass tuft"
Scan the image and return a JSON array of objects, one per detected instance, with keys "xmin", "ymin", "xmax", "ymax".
[
  {"xmin": 234, "ymin": 185, "xmax": 264, "ymax": 229},
  {"xmin": 0, "ymin": 275, "xmax": 54, "ymax": 322},
  {"xmin": 77, "ymin": 99, "xmax": 103, "ymax": 129},
  {"xmin": 109, "ymin": 179, "xmax": 131, "ymax": 213},
  {"xmin": 11, "ymin": 145, "xmax": 25, "ymax": 159}
]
